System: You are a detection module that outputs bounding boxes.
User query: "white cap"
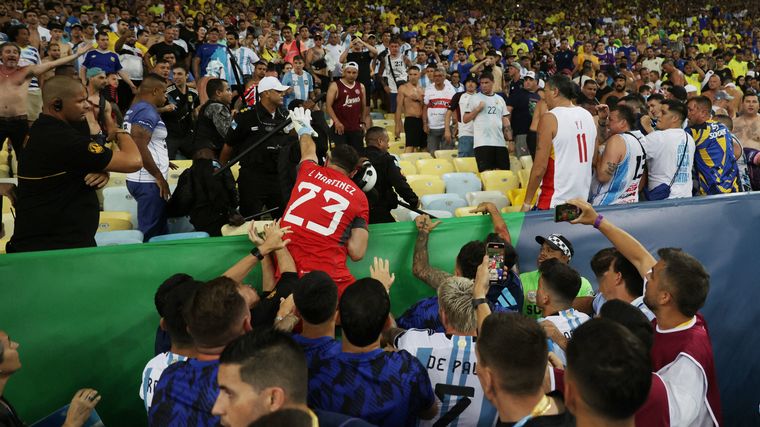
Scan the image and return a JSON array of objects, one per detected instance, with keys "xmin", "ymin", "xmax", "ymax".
[
  {"xmin": 343, "ymin": 61, "xmax": 359, "ymax": 70},
  {"xmin": 257, "ymin": 76, "xmax": 289, "ymax": 93},
  {"xmin": 684, "ymin": 84, "xmax": 698, "ymax": 93},
  {"xmin": 524, "ymin": 71, "xmax": 536, "ymax": 80}
]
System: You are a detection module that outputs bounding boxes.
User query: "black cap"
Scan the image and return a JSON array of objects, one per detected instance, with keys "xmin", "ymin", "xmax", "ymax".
[{"xmin": 535, "ymin": 234, "xmax": 574, "ymax": 259}]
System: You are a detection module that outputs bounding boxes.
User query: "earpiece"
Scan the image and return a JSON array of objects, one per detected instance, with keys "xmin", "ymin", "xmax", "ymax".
[{"xmin": 53, "ymin": 99, "xmax": 63, "ymax": 112}]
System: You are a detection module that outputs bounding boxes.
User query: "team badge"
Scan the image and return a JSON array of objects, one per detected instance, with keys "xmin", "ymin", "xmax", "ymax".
[
  {"xmin": 88, "ymin": 142, "xmax": 104, "ymax": 154},
  {"xmin": 527, "ymin": 291, "xmax": 536, "ymax": 303}
]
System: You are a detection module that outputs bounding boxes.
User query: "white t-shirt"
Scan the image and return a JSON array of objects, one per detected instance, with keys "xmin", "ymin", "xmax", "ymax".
[
  {"xmin": 424, "ymin": 84, "xmax": 455, "ymax": 130},
  {"xmin": 138, "ymin": 351, "xmax": 188, "ymax": 412},
  {"xmin": 119, "ymin": 45, "xmax": 144, "ymax": 81},
  {"xmin": 457, "ymin": 92, "xmax": 476, "ymax": 137},
  {"xmin": 542, "ymin": 308, "xmax": 591, "ymax": 364},
  {"xmin": 395, "ymin": 330, "xmax": 498, "ymax": 427},
  {"xmin": 643, "ymin": 128, "xmax": 695, "ymax": 199},
  {"xmin": 383, "ymin": 53, "xmax": 408, "ymax": 93},
  {"xmin": 324, "ymin": 43, "xmax": 345, "ymax": 77},
  {"xmin": 465, "ymin": 92, "xmax": 509, "ymax": 148}
]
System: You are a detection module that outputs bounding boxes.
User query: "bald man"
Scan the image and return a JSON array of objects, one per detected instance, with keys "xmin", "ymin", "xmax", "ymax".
[{"xmin": 7, "ymin": 76, "xmax": 142, "ymax": 253}]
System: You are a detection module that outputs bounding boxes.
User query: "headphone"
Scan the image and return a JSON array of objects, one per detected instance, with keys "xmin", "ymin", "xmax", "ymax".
[{"xmin": 53, "ymin": 99, "xmax": 63, "ymax": 112}]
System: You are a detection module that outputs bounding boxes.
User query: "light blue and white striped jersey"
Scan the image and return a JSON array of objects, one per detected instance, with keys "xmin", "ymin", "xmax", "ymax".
[
  {"xmin": 228, "ymin": 46, "xmax": 259, "ymax": 82},
  {"xmin": 590, "ymin": 131, "xmax": 646, "ymax": 205},
  {"xmin": 281, "ymin": 70, "xmax": 314, "ymax": 108},
  {"xmin": 542, "ymin": 308, "xmax": 590, "ymax": 365},
  {"xmin": 138, "ymin": 351, "xmax": 189, "ymax": 412},
  {"xmin": 592, "ymin": 293, "xmax": 655, "ymax": 321},
  {"xmin": 396, "ymin": 329, "xmax": 498, "ymax": 427},
  {"xmin": 465, "ymin": 92, "xmax": 510, "ymax": 148},
  {"xmin": 19, "ymin": 45, "xmax": 41, "ymax": 90}
]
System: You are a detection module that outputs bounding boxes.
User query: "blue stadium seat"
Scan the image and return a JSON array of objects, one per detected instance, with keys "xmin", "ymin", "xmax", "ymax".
[
  {"xmin": 409, "ymin": 210, "xmax": 453, "ymax": 221},
  {"xmin": 102, "ymin": 187, "xmax": 138, "ymax": 220},
  {"xmin": 442, "ymin": 172, "xmax": 481, "ymax": 199},
  {"xmin": 148, "ymin": 232, "xmax": 210, "ymax": 243},
  {"xmin": 95, "ymin": 230, "xmax": 144, "ymax": 246},
  {"xmin": 420, "ymin": 194, "xmax": 467, "ymax": 215}
]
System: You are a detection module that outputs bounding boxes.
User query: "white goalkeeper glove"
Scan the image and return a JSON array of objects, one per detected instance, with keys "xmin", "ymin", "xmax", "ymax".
[{"xmin": 289, "ymin": 107, "xmax": 318, "ymax": 138}]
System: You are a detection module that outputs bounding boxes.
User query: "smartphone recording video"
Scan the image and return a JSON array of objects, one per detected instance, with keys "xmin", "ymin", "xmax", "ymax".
[
  {"xmin": 486, "ymin": 242, "xmax": 505, "ymax": 283},
  {"xmin": 554, "ymin": 203, "xmax": 582, "ymax": 222}
]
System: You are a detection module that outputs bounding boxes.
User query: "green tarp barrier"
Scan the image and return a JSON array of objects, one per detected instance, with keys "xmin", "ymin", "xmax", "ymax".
[{"xmin": 0, "ymin": 214, "xmax": 525, "ymax": 426}]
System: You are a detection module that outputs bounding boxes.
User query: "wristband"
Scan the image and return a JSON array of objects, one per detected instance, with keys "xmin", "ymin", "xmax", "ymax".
[
  {"xmin": 593, "ymin": 214, "xmax": 604, "ymax": 229},
  {"xmin": 472, "ymin": 298, "xmax": 487, "ymax": 309},
  {"xmin": 250, "ymin": 247, "xmax": 265, "ymax": 260}
]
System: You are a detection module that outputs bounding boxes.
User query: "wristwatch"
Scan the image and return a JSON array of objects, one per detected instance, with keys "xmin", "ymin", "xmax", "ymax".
[
  {"xmin": 472, "ymin": 298, "xmax": 487, "ymax": 309},
  {"xmin": 250, "ymin": 247, "xmax": 265, "ymax": 260}
]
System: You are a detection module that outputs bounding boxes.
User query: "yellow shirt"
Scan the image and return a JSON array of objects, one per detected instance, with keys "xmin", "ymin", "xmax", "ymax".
[
  {"xmin": 685, "ymin": 74, "xmax": 702, "ymax": 94},
  {"xmin": 511, "ymin": 42, "xmax": 529, "ymax": 54},
  {"xmin": 728, "ymin": 59, "xmax": 748, "ymax": 79},
  {"xmin": 107, "ymin": 31, "xmax": 120, "ymax": 52}
]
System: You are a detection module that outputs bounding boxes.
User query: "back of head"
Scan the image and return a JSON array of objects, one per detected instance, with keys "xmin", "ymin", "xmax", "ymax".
[
  {"xmin": 339, "ymin": 278, "xmax": 390, "ymax": 347},
  {"xmin": 364, "ymin": 126, "xmax": 386, "ymax": 147},
  {"xmin": 599, "ymin": 300, "xmax": 654, "ymax": 350},
  {"xmin": 220, "ymin": 329, "xmax": 308, "ymax": 405},
  {"xmin": 656, "ymin": 248, "xmax": 709, "ymax": 317},
  {"xmin": 329, "ymin": 143, "xmax": 360, "ymax": 173},
  {"xmin": 566, "ymin": 319, "xmax": 651, "ymax": 420},
  {"xmin": 248, "ymin": 408, "xmax": 312, "ymax": 427},
  {"xmin": 437, "ymin": 276, "xmax": 477, "ymax": 333},
  {"xmin": 538, "ymin": 258, "xmax": 581, "ymax": 305},
  {"xmin": 610, "ymin": 104, "xmax": 636, "ymax": 129},
  {"xmin": 478, "ymin": 313, "xmax": 547, "ymax": 395},
  {"xmin": 456, "ymin": 240, "xmax": 486, "ymax": 279},
  {"xmin": 206, "ymin": 78, "xmax": 226, "ymax": 100},
  {"xmin": 42, "ymin": 76, "xmax": 85, "ymax": 105},
  {"xmin": 140, "ymin": 73, "xmax": 167, "ymax": 93},
  {"xmin": 590, "ymin": 247, "xmax": 617, "ymax": 278},
  {"xmin": 547, "ymin": 74, "xmax": 576, "ymax": 100},
  {"xmin": 163, "ymin": 280, "xmax": 202, "ymax": 347},
  {"xmin": 155, "ymin": 273, "xmax": 196, "ymax": 316},
  {"xmin": 614, "ymin": 252, "xmax": 644, "ymax": 297},
  {"xmin": 714, "ymin": 114, "xmax": 733, "ymax": 131},
  {"xmin": 293, "ymin": 271, "xmax": 338, "ymax": 325},
  {"xmin": 689, "ymin": 95, "xmax": 712, "ymax": 114},
  {"xmin": 185, "ymin": 277, "xmax": 248, "ymax": 348}
]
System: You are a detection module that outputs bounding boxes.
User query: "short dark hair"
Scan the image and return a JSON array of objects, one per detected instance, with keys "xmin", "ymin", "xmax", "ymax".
[
  {"xmin": 292, "ymin": 55, "xmax": 304, "ymax": 62},
  {"xmin": 220, "ymin": 329, "xmax": 308, "ymax": 404},
  {"xmin": 610, "ymin": 104, "xmax": 636, "ymax": 129},
  {"xmin": 478, "ymin": 313, "xmax": 547, "ymax": 395},
  {"xmin": 647, "ymin": 93, "xmax": 665, "ymax": 102},
  {"xmin": 599, "ymin": 300, "xmax": 654, "ymax": 350},
  {"xmin": 538, "ymin": 258, "xmax": 581, "ymax": 304},
  {"xmin": 547, "ymin": 74, "xmax": 576, "ymax": 99},
  {"xmin": 96, "ymin": 30, "xmax": 109, "ymax": 40},
  {"xmin": 479, "ymin": 72, "xmax": 494, "ymax": 82},
  {"xmin": 249, "ymin": 408, "xmax": 312, "ymax": 427},
  {"xmin": 329, "ymin": 143, "xmax": 360, "ymax": 173},
  {"xmin": 184, "ymin": 277, "xmax": 248, "ymax": 348},
  {"xmin": 582, "ymin": 79, "xmax": 598, "ymax": 87},
  {"xmin": 206, "ymin": 78, "xmax": 227, "ymax": 99},
  {"xmin": 688, "ymin": 96, "xmax": 712, "ymax": 113},
  {"xmin": 742, "ymin": 91, "xmax": 758, "ymax": 103},
  {"xmin": 293, "ymin": 271, "xmax": 338, "ymax": 325},
  {"xmin": 590, "ymin": 248, "xmax": 617, "ymax": 277},
  {"xmin": 365, "ymin": 126, "xmax": 387, "ymax": 146},
  {"xmin": 456, "ymin": 241, "xmax": 486, "ymax": 279},
  {"xmin": 162, "ymin": 280, "xmax": 202, "ymax": 346},
  {"xmin": 155, "ymin": 273, "xmax": 196, "ymax": 317},
  {"xmin": 661, "ymin": 99, "xmax": 687, "ymax": 122},
  {"xmin": 172, "ymin": 64, "xmax": 188, "ymax": 73},
  {"xmin": 657, "ymin": 248, "xmax": 709, "ymax": 317},
  {"xmin": 566, "ymin": 319, "xmax": 651, "ymax": 419},
  {"xmin": 339, "ymin": 278, "xmax": 390, "ymax": 347}
]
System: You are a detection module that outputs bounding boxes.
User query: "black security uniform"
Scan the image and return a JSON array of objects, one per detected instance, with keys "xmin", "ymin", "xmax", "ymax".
[
  {"xmin": 163, "ymin": 84, "xmax": 200, "ymax": 159},
  {"xmin": 7, "ymin": 114, "xmax": 113, "ymax": 252},
  {"xmin": 226, "ymin": 103, "xmax": 293, "ymax": 218},
  {"xmin": 361, "ymin": 145, "xmax": 419, "ymax": 223}
]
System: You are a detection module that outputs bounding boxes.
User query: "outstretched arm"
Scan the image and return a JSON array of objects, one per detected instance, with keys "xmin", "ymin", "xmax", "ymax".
[
  {"xmin": 412, "ymin": 215, "xmax": 453, "ymax": 289},
  {"xmin": 30, "ymin": 44, "xmax": 92, "ymax": 78},
  {"xmin": 223, "ymin": 222, "xmax": 292, "ymax": 283},
  {"xmin": 470, "ymin": 202, "xmax": 511, "ymax": 245}
]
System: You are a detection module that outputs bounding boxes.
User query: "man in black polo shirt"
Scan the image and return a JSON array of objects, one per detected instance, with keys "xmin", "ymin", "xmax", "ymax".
[
  {"xmin": 7, "ymin": 76, "xmax": 142, "ymax": 252},
  {"xmin": 506, "ymin": 71, "xmax": 541, "ymax": 157}
]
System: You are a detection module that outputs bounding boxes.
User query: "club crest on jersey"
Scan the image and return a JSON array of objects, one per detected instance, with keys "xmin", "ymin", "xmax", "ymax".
[{"xmin": 527, "ymin": 291, "xmax": 537, "ymax": 303}]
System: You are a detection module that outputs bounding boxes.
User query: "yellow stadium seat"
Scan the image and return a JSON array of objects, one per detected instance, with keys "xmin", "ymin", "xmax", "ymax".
[
  {"xmin": 416, "ymin": 159, "xmax": 454, "ymax": 176},
  {"xmin": 231, "ymin": 163, "xmax": 241, "ymax": 181},
  {"xmin": 167, "ymin": 160, "xmax": 193, "ymax": 186},
  {"xmin": 453, "ymin": 157, "xmax": 479, "ymax": 175},
  {"xmin": 106, "ymin": 172, "xmax": 128, "ymax": 187},
  {"xmin": 1, "ymin": 212, "xmax": 14, "ymax": 239},
  {"xmin": 98, "ymin": 211, "xmax": 133, "ymax": 232},
  {"xmin": 507, "ymin": 188, "xmax": 538, "ymax": 207},
  {"xmin": 501, "ymin": 206, "xmax": 521, "ymax": 213},
  {"xmin": 388, "ymin": 141, "xmax": 406, "ymax": 155},
  {"xmin": 406, "ymin": 174, "xmax": 446, "ymax": 197},
  {"xmin": 509, "ymin": 156, "xmax": 522, "ymax": 173},
  {"xmin": 172, "ymin": 159, "xmax": 193, "ymax": 169},
  {"xmin": 400, "ymin": 152, "xmax": 433, "ymax": 162},
  {"xmin": 518, "ymin": 170, "xmax": 531, "ymax": 188},
  {"xmin": 398, "ymin": 160, "xmax": 417, "ymax": 176},
  {"xmin": 0, "ymin": 165, "xmax": 9, "ymax": 179},
  {"xmin": 519, "ymin": 155, "xmax": 533, "ymax": 171},
  {"xmin": 1, "ymin": 196, "xmax": 12, "ymax": 214},
  {"xmin": 455, "ymin": 206, "xmax": 480, "ymax": 217},
  {"xmin": 481, "ymin": 170, "xmax": 519, "ymax": 196},
  {"xmin": 434, "ymin": 149, "xmax": 458, "ymax": 160}
]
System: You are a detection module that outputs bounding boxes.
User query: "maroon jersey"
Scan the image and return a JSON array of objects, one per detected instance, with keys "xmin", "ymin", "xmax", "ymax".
[
  {"xmin": 332, "ymin": 79, "xmax": 363, "ymax": 132},
  {"xmin": 635, "ymin": 373, "xmax": 670, "ymax": 427},
  {"xmin": 280, "ymin": 160, "xmax": 369, "ymax": 292},
  {"xmin": 651, "ymin": 314, "xmax": 722, "ymax": 425}
]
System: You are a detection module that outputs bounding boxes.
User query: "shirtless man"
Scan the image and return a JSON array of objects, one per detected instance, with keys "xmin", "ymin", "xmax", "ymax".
[
  {"xmin": 84, "ymin": 67, "xmax": 116, "ymax": 140},
  {"xmin": 395, "ymin": 65, "xmax": 426, "ymax": 153},
  {"xmin": 0, "ymin": 42, "xmax": 92, "ymax": 153},
  {"xmin": 733, "ymin": 92, "xmax": 760, "ymax": 151}
]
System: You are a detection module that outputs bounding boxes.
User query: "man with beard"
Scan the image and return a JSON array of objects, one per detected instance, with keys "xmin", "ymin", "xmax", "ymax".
[{"xmin": 600, "ymin": 74, "xmax": 629, "ymax": 106}]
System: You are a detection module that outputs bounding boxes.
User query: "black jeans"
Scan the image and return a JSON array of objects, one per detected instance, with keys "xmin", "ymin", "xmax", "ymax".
[
  {"xmin": 330, "ymin": 128, "xmax": 364, "ymax": 152},
  {"xmin": 0, "ymin": 117, "xmax": 29, "ymax": 154}
]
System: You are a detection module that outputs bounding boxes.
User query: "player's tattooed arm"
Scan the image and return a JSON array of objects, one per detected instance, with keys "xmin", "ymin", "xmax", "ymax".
[
  {"xmin": 605, "ymin": 161, "xmax": 620, "ymax": 176},
  {"xmin": 412, "ymin": 215, "xmax": 453, "ymax": 289},
  {"xmin": 381, "ymin": 327, "xmax": 407, "ymax": 350}
]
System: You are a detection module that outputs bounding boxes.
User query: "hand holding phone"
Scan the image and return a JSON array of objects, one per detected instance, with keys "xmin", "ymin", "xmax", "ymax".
[
  {"xmin": 554, "ymin": 203, "xmax": 582, "ymax": 222},
  {"xmin": 486, "ymin": 242, "xmax": 505, "ymax": 283}
]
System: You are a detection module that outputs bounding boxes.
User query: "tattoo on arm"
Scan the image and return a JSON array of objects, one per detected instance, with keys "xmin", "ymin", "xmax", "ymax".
[
  {"xmin": 412, "ymin": 232, "xmax": 453, "ymax": 289},
  {"xmin": 605, "ymin": 161, "xmax": 620, "ymax": 176},
  {"xmin": 381, "ymin": 327, "xmax": 406, "ymax": 349}
]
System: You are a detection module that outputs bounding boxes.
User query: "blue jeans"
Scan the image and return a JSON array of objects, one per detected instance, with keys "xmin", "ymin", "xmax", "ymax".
[
  {"xmin": 458, "ymin": 136, "xmax": 474, "ymax": 157},
  {"xmin": 127, "ymin": 180, "xmax": 168, "ymax": 241}
]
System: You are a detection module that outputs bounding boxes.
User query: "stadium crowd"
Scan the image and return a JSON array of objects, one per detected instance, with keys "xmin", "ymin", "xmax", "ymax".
[{"xmin": 0, "ymin": 0, "xmax": 748, "ymax": 425}]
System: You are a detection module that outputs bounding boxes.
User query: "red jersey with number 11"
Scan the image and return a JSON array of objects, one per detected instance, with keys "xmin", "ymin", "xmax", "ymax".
[{"xmin": 281, "ymin": 160, "xmax": 369, "ymax": 292}]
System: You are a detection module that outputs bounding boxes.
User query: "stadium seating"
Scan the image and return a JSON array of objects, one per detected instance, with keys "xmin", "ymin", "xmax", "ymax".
[
  {"xmin": 98, "ymin": 211, "xmax": 133, "ymax": 232},
  {"xmin": 148, "ymin": 231, "xmax": 210, "ymax": 243},
  {"xmin": 167, "ymin": 216, "xmax": 196, "ymax": 234},
  {"xmin": 420, "ymin": 193, "xmax": 467, "ymax": 215},
  {"xmin": 106, "ymin": 172, "xmax": 128, "ymax": 188},
  {"xmin": 231, "ymin": 163, "xmax": 241, "ymax": 181},
  {"xmin": 517, "ymin": 169, "xmax": 530, "ymax": 188},
  {"xmin": 167, "ymin": 160, "xmax": 192, "ymax": 186},
  {"xmin": 95, "ymin": 230, "xmax": 144, "ymax": 246},
  {"xmin": 406, "ymin": 175, "xmax": 446, "ymax": 197},
  {"xmin": 409, "ymin": 210, "xmax": 453, "ymax": 221},
  {"xmin": 397, "ymin": 160, "xmax": 417, "ymax": 176},
  {"xmin": 390, "ymin": 206, "xmax": 414, "ymax": 222},
  {"xmin": 442, "ymin": 172, "xmax": 481, "ymax": 199},
  {"xmin": 434, "ymin": 149, "xmax": 458, "ymax": 160},
  {"xmin": 454, "ymin": 206, "xmax": 480, "ymax": 217},
  {"xmin": 221, "ymin": 220, "xmax": 274, "ymax": 236},
  {"xmin": 415, "ymin": 159, "xmax": 455, "ymax": 176},
  {"xmin": 388, "ymin": 142, "xmax": 406, "ymax": 155},
  {"xmin": 399, "ymin": 152, "xmax": 433, "ymax": 163},
  {"xmin": 466, "ymin": 191, "xmax": 509, "ymax": 210},
  {"xmin": 480, "ymin": 170, "xmax": 520, "ymax": 196},
  {"xmin": 452, "ymin": 157, "xmax": 479, "ymax": 175},
  {"xmin": 519, "ymin": 155, "xmax": 533, "ymax": 171},
  {"xmin": 501, "ymin": 206, "xmax": 521, "ymax": 213},
  {"xmin": 509, "ymin": 156, "xmax": 522, "ymax": 173},
  {"xmin": 507, "ymin": 188, "xmax": 538, "ymax": 207},
  {"xmin": 0, "ymin": 164, "xmax": 10, "ymax": 178},
  {"xmin": 103, "ymin": 187, "xmax": 138, "ymax": 219},
  {"xmin": 1, "ymin": 196, "xmax": 12, "ymax": 214}
]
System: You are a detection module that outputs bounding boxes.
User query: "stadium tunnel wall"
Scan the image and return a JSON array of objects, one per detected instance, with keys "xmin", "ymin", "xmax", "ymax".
[{"xmin": 1, "ymin": 193, "xmax": 759, "ymax": 426}]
